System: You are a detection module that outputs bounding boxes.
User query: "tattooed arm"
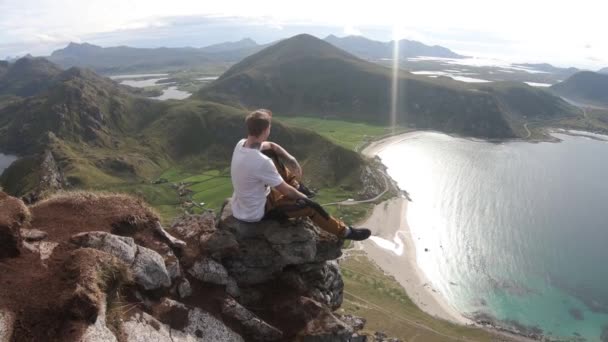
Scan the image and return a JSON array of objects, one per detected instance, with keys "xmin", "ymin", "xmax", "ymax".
[{"xmin": 261, "ymin": 142, "xmax": 302, "ymax": 179}]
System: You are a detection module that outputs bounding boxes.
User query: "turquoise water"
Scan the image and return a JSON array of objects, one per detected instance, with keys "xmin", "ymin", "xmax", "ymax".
[{"xmin": 378, "ymin": 132, "xmax": 608, "ymax": 341}]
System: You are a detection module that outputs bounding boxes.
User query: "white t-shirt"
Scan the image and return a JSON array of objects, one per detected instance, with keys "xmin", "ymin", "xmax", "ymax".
[{"xmin": 230, "ymin": 139, "xmax": 284, "ymax": 222}]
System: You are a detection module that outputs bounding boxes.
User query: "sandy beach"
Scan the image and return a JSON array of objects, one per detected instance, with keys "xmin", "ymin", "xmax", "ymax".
[{"xmin": 359, "ymin": 133, "xmax": 471, "ymax": 325}]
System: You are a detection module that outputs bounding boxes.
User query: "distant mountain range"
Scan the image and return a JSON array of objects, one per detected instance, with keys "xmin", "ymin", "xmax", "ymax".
[
  {"xmin": 323, "ymin": 35, "xmax": 465, "ymax": 60},
  {"xmin": 45, "ymin": 35, "xmax": 465, "ymax": 74},
  {"xmin": 47, "ymin": 39, "xmax": 266, "ymax": 74},
  {"xmin": 550, "ymin": 71, "xmax": 608, "ymax": 107},
  {"xmin": 199, "ymin": 34, "xmax": 576, "ymax": 139},
  {"xmin": 599, "ymin": 67, "xmax": 608, "ymax": 74}
]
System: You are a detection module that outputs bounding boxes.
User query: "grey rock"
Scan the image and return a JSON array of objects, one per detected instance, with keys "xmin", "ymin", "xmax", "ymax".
[
  {"xmin": 218, "ymin": 202, "xmax": 343, "ymax": 286},
  {"xmin": 70, "ymin": 231, "xmax": 137, "ymax": 264},
  {"xmin": 188, "ymin": 258, "xmax": 229, "ymax": 285},
  {"xmin": 349, "ymin": 334, "xmax": 367, "ymax": 342},
  {"xmin": 338, "ymin": 314, "xmax": 366, "ymax": 331},
  {"xmin": 20, "ymin": 228, "xmax": 47, "ymax": 242},
  {"xmin": 0, "ymin": 309, "xmax": 15, "ymax": 342},
  {"xmin": 80, "ymin": 294, "xmax": 118, "ymax": 342},
  {"xmin": 200, "ymin": 229, "xmax": 239, "ymax": 258},
  {"xmin": 226, "ymin": 277, "xmax": 240, "ymax": 298},
  {"xmin": 178, "ymin": 279, "xmax": 192, "ymax": 299},
  {"xmin": 221, "ymin": 297, "xmax": 283, "ymax": 341},
  {"xmin": 166, "ymin": 257, "xmax": 182, "ymax": 280},
  {"xmin": 123, "ymin": 299, "xmax": 244, "ymax": 342},
  {"xmin": 171, "ymin": 212, "xmax": 216, "ymax": 241},
  {"xmin": 275, "ymin": 297, "xmax": 352, "ymax": 342},
  {"xmin": 132, "ymin": 246, "xmax": 172, "ymax": 290},
  {"xmin": 283, "ymin": 261, "xmax": 344, "ymax": 310}
]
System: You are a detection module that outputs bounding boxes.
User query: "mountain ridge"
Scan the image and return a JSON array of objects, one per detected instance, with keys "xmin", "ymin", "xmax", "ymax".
[
  {"xmin": 199, "ymin": 34, "xmax": 577, "ymax": 139},
  {"xmin": 324, "ymin": 34, "xmax": 465, "ymax": 59},
  {"xmin": 550, "ymin": 71, "xmax": 608, "ymax": 107}
]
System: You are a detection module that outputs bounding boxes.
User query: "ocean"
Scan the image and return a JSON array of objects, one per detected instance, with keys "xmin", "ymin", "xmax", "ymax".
[{"xmin": 377, "ymin": 132, "xmax": 608, "ymax": 341}]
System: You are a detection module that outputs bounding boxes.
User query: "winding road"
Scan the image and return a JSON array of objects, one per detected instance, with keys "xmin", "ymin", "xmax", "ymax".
[{"xmin": 322, "ymin": 169, "xmax": 392, "ymax": 206}]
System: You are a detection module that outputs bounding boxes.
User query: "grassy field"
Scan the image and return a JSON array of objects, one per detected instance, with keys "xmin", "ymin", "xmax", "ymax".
[
  {"xmin": 340, "ymin": 253, "xmax": 504, "ymax": 341},
  {"xmin": 276, "ymin": 116, "xmax": 399, "ymax": 151}
]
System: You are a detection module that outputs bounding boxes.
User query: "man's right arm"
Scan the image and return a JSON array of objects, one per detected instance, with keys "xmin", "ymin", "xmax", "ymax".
[{"xmin": 275, "ymin": 181, "xmax": 307, "ymax": 200}]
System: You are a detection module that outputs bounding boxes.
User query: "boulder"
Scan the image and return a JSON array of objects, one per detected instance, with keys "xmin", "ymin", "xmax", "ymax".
[
  {"xmin": 20, "ymin": 228, "xmax": 47, "ymax": 242},
  {"xmin": 221, "ymin": 297, "xmax": 283, "ymax": 341},
  {"xmin": 188, "ymin": 258, "xmax": 230, "ymax": 285},
  {"xmin": 0, "ymin": 192, "xmax": 30, "ymax": 259},
  {"xmin": 217, "ymin": 202, "xmax": 343, "ymax": 286},
  {"xmin": 71, "ymin": 231, "xmax": 171, "ymax": 290},
  {"xmin": 80, "ymin": 294, "xmax": 118, "ymax": 342},
  {"xmin": 177, "ymin": 279, "xmax": 192, "ymax": 299},
  {"xmin": 132, "ymin": 246, "xmax": 172, "ymax": 290},
  {"xmin": 123, "ymin": 299, "xmax": 244, "ymax": 342},
  {"xmin": 282, "ymin": 261, "xmax": 344, "ymax": 309},
  {"xmin": 0, "ymin": 309, "xmax": 15, "ymax": 342},
  {"xmin": 70, "ymin": 231, "xmax": 137, "ymax": 264},
  {"xmin": 274, "ymin": 296, "xmax": 353, "ymax": 342}
]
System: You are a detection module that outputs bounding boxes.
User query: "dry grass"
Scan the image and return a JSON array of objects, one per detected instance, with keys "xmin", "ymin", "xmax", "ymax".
[{"xmin": 33, "ymin": 190, "xmax": 160, "ymax": 223}]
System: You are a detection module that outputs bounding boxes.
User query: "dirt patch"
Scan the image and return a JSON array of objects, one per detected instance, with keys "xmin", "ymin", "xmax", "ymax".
[
  {"xmin": 155, "ymin": 301, "xmax": 189, "ymax": 331},
  {"xmin": 0, "ymin": 192, "xmax": 146, "ymax": 341}
]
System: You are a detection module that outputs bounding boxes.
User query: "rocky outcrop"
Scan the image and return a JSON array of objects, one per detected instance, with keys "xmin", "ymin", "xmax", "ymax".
[
  {"xmin": 21, "ymin": 148, "xmax": 66, "ymax": 204},
  {"xmin": 124, "ymin": 299, "xmax": 244, "ymax": 342},
  {"xmin": 221, "ymin": 297, "xmax": 283, "ymax": 341},
  {"xmin": 0, "ymin": 192, "xmax": 30, "ymax": 259},
  {"xmin": 0, "ymin": 191, "xmax": 373, "ymax": 342},
  {"xmin": 166, "ymin": 201, "xmax": 365, "ymax": 340},
  {"xmin": 214, "ymin": 202, "xmax": 343, "ymax": 286}
]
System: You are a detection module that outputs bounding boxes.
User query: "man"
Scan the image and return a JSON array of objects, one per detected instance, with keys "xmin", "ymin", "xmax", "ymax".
[{"xmin": 229, "ymin": 109, "xmax": 371, "ymax": 241}]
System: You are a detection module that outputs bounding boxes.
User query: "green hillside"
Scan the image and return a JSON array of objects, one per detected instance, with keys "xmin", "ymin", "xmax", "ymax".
[
  {"xmin": 0, "ymin": 57, "xmax": 62, "ymax": 97},
  {"xmin": 199, "ymin": 34, "xmax": 579, "ymax": 139},
  {"xmin": 0, "ymin": 62, "xmax": 374, "ymax": 221},
  {"xmin": 550, "ymin": 71, "xmax": 608, "ymax": 107}
]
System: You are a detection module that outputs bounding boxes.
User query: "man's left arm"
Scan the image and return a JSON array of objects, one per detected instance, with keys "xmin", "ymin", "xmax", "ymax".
[{"xmin": 261, "ymin": 142, "xmax": 302, "ymax": 179}]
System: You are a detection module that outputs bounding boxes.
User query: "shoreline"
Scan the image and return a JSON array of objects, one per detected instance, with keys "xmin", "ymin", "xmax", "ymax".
[{"xmin": 359, "ymin": 131, "xmax": 472, "ymax": 325}]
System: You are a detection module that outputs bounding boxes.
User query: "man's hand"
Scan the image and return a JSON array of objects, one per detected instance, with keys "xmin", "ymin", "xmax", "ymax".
[
  {"xmin": 284, "ymin": 157, "xmax": 302, "ymax": 179},
  {"xmin": 262, "ymin": 142, "xmax": 302, "ymax": 179},
  {"xmin": 275, "ymin": 181, "xmax": 307, "ymax": 200}
]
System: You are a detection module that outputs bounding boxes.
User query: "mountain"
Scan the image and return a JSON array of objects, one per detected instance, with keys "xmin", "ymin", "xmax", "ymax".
[
  {"xmin": 47, "ymin": 40, "xmax": 267, "ymax": 74},
  {"xmin": 0, "ymin": 57, "xmax": 62, "ymax": 97},
  {"xmin": 550, "ymin": 71, "xmax": 608, "ymax": 107},
  {"xmin": 48, "ymin": 42, "xmax": 214, "ymax": 74},
  {"xmin": 514, "ymin": 63, "xmax": 578, "ymax": 75},
  {"xmin": 200, "ymin": 38, "xmax": 258, "ymax": 53},
  {"xmin": 0, "ymin": 59, "xmax": 372, "ymax": 204},
  {"xmin": 599, "ymin": 67, "xmax": 608, "ymax": 74},
  {"xmin": 324, "ymin": 34, "xmax": 465, "ymax": 59},
  {"xmin": 199, "ymin": 34, "xmax": 576, "ymax": 139}
]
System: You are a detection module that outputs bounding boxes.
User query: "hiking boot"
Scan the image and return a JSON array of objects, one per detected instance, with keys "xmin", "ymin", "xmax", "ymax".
[
  {"xmin": 298, "ymin": 183, "xmax": 316, "ymax": 198},
  {"xmin": 344, "ymin": 227, "xmax": 372, "ymax": 241}
]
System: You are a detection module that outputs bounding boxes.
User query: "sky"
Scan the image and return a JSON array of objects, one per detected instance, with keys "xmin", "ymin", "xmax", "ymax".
[{"xmin": 1, "ymin": 0, "xmax": 607, "ymax": 69}]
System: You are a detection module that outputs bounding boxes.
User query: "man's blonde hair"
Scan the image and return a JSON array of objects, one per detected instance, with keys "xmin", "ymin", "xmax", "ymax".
[{"xmin": 245, "ymin": 109, "xmax": 272, "ymax": 137}]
